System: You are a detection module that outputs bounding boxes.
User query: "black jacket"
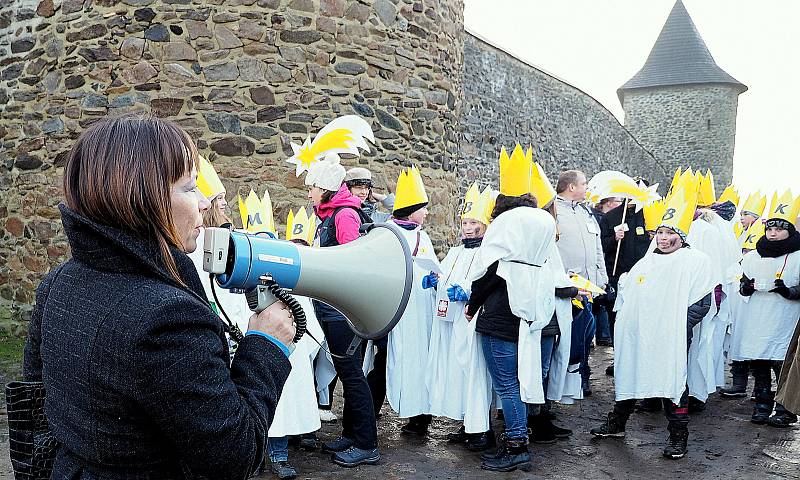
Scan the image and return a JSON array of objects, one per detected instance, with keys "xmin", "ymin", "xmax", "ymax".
[
  {"xmin": 23, "ymin": 205, "xmax": 291, "ymax": 479},
  {"xmin": 598, "ymin": 205, "xmax": 651, "ymax": 278},
  {"xmin": 468, "ymin": 261, "xmax": 577, "ymax": 342}
]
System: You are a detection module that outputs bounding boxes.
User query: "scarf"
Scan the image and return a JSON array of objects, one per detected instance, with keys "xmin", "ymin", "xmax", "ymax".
[
  {"xmin": 462, "ymin": 237, "xmax": 483, "ymax": 249},
  {"xmin": 756, "ymin": 230, "xmax": 800, "ymax": 258},
  {"xmin": 392, "ymin": 218, "xmax": 419, "ymax": 231}
]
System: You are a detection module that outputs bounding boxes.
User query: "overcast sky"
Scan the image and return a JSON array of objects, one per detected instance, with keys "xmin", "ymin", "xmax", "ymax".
[{"xmin": 464, "ymin": 0, "xmax": 800, "ymax": 197}]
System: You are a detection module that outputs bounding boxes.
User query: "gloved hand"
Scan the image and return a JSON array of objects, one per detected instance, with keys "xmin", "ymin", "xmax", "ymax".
[
  {"xmin": 422, "ymin": 272, "xmax": 439, "ymax": 290},
  {"xmin": 770, "ymin": 278, "xmax": 792, "ymax": 299},
  {"xmin": 447, "ymin": 284, "xmax": 470, "ymax": 302},
  {"xmin": 740, "ymin": 275, "xmax": 755, "ymax": 297}
]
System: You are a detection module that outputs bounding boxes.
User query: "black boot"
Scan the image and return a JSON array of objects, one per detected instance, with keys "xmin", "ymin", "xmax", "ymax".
[
  {"xmin": 767, "ymin": 404, "xmax": 798, "ymax": 428},
  {"xmin": 590, "ymin": 411, "xmax": 627, "ymax": 438},
  {"xmin": 605, "ymin": 363, "xmax": 614, "ymax": 376},
  {"xmin": 688, "ymin": 396, "xmax": 706, "ymax": 414},
  {"xmin": 528, "ymin": 413, "xmax": 556, "ymax": 444},
  {"xmin": 465, "ymin": 430, "xmax": 495, "ymax": 452},
  {"xmin": 480, "ymin": 436, "xmax": 531, "ymax": 472},
  {"xmin": 446, "ymin": 425, "xmax": 468, "ymax": 444},
  {"xmin": 400, "ymin": 415, "xmax": 430, "ymax": 436},
  {"xmin": 635, "ymin": 398, "xmax": 663, "ymax": 413},
  {"xmin": 480, "ymin": 433, "xmax": 507, "ymax": 461},
  {"xmin": 751, "ymin": 388, "xmax": 774, "ymax": 425},
  {"xmin": 720, "ymin": 361, "xmax": 749, "ymax": 397},
  {"xmin": 662, "ymin": 428, "xmax": 689, "ymax": 459}
]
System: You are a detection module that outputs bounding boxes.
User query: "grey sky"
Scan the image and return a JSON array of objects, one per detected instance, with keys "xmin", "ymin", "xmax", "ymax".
[{"xmin": 464, "ymin": 0, "xmax": 800, "ymax": 195}]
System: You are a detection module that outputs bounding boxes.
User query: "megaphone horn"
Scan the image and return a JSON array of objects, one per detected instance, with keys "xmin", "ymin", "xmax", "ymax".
[{"xmin": 202, "ymin": 223, "xmax": 413, "ymax": 340}]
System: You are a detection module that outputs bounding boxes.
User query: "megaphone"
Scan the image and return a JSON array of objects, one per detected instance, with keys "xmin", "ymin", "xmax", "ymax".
[{"xmin": 202, "ymin": 222, "xmax": 413, "ymax": 340}]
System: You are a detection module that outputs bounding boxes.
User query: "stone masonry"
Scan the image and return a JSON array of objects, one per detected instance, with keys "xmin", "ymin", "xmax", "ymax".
[
  {"xmin": 1, "ymin": 1, "xmax": 672, "ymax": 331},
  {"xmin": 621, "ymin": 84, "xmax": 742, "ymax": 192},
  {"xmin": 461, "ymin": 34, "xmax": 668, "ymax": 194},
  {"xmin": 0, "ymin": 0, "xmax": 464, "ymax": 331}
]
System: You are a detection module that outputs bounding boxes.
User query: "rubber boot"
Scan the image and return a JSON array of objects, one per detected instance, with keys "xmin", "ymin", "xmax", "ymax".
[
  {"xmin": 662, "ymin": 424, "xmax": 689, "ymax": 459},
  {"xmin": 480, "ymin": 436, "xmax": 532, "ymax": 472},
  {"xmin": 751, "ymin": 388, "xmax": 774, "ymax": 425},
  {"xmin": 590, "ymin": 411, "xmax": 628, "ymax": 438},
  {"xmin": 720, "ymin": 361, "xmax": 749, "ymax": 397},
  {"xmin": 767, "ymin": 403, "xmax": 798, "ymax": 428}
]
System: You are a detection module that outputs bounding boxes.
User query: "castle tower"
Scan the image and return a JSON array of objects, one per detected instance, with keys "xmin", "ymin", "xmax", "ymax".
[{"xmin": 618, "ymin": 0, "xmax": 747, "ymax": 192}]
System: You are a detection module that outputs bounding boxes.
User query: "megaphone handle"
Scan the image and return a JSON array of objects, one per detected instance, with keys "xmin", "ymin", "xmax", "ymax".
[
  {"xmin": 346, "ymin": 335, "xmax": 362, "ymax": 356},
  {"xmin": 246, "ymin": 284, "xmax": 280, "ymax": 313}
]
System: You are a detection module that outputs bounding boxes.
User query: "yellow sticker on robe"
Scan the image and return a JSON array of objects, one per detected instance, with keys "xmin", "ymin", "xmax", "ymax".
[
  {"xmin": 636, "ymin": 226, "xmax": 645, "ymax": 235},
  {"xmin": 637, "ymin": 275, "xmax": 646, "ymax": 284}
]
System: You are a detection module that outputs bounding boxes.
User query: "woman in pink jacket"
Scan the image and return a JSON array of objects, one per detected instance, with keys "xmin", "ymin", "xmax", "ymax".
[{"xmin": 304, "ymin": 157, "xmax": 379, "ymax": 468}]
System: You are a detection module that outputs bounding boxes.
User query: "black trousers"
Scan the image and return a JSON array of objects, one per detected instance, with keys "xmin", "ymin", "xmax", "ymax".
[
  {"xmin": 366, "ymin": 338, "xmax": 388, "ymax": 415},
  {"xmin": 613, "ymin": 388, "xmax": 690, "ymax": 431},
  {"xmin": 315, "ymin": 302, "xmax": 377, "ymax": 449}
]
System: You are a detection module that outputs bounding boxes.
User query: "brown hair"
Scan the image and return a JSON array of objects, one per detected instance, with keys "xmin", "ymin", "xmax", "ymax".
[
  {"xmin": 491, "ymin": 193, "xmax": 537, "ymax": 220},
  {"xmin": 63, "ymin": 114, "xmax": 197, "ymax": 286},
  {"xmin": 203, "ymin": 195, "xmax": 232, "ymax": 228},
  {"xmin": 556, "ymin": 170, "xmax": 584, "ymax": 194}
]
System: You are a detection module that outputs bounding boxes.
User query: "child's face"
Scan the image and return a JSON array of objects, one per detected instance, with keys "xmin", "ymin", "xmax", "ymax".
[
  {"xmin": 408, "ymin": 207, "xmax": 428, "ymax": 225},
  {"xmin": 461, "ymin": 218, "xmax": 486, "ymax": 238},
  {"xmin": 655, "ymin": 227, "xmax": 682, "ymax": 253},
  {"xmin": 766, "ymin": 226, "xmax": 789, "ymax": 241}
]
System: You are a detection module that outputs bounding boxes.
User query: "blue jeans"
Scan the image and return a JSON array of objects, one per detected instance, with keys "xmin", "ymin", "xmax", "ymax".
[
  {"xmin": 268, "ymin": 436, "xmax": 289, "ymax": 463},
  {"xmin": 481, "ymin": 334, "xmax": 528, "ymax": 439},
  {"xmin": 593, "ymin": 303, "xmax": 611, "ymax": 342}
]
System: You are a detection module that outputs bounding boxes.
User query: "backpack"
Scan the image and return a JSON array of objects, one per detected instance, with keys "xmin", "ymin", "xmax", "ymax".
[{"xmin": 317, "ymin": 206, "xmax": 373, "ymax": 247}]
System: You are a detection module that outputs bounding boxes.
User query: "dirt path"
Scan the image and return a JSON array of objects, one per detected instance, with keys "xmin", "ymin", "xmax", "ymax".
[{"xmin": 0, "ymin": 345, "xmax": 797, "ymax": 479}]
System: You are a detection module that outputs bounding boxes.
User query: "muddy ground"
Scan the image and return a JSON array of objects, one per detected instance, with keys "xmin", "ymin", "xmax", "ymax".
[{"xmin": 0, "ymin": 345, "xmax": 797, "ymax": 479}]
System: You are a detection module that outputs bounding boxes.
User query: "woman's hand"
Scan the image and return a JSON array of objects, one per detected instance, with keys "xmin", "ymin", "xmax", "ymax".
[
  {"xmin": 464, "ymin": 305, "xmax": 473, "ymax": 321},
  {"xmin": 247, "ymin": 301, "xmax": 296, "ymax": 345}
]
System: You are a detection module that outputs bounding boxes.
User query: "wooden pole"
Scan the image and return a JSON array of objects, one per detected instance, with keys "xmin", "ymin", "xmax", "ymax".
[{"xmin": 611, "ymin": 198, "xmax": 629, "ymax": 277}]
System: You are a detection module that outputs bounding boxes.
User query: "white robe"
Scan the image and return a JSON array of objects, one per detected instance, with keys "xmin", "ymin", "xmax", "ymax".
[
  {"xmin": 268, "ymin": 296, "xmax": 324, "ymax": 437},
  {"xmin": 469, "ymin": 208, "xmax": 559, "ymax": 405},
  {"xmin": 686, "ymin": 214, "xmax": 741, "ymax": 391},
  {"xmin": 545, "ymin": 249, "xmax": 584, "ymax": 404},
  {"xmin": 614, "ymin": 247, "xmax": 715, "ymax": 404},
  {"xmin": 729, "ymin": 250, "xmax": 800, "ymax": 361},
  {"xmin": 425, "ymin": 244, "xmax": 492, "ymax": 433},
  {"xmin": 386, "ymin": 226, "xmax": 438, "ymax": 417}
]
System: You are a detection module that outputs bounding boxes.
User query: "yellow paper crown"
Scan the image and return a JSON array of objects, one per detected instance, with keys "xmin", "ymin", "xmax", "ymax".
[
  {"xmin": 740, "ymin": 191, "xmax": 766, "ymax": 218},
  {"xmin": 740, "ymin": 219, "xmax": 764, "ymax": 250},
  {"xmin": 717, "ymin": 184, "xmax": 739, "ymax": 206},
  {"xmin": 734, "ymin": 222, "xmax": 743, "ymax": 239},
  {"xmin": 499, "ymin": 144, "xmax": 531, "ymax": 197},
  {"xmin": 766, "ymin": 190, "xmax": 800, "ymax": 223},
  {"xmin": 569, "ymin": 273, "xmax": 605, "ymax": 295},
  {"xmin": 658, "ymin": 184, "xmax": 698, "ymax": 238},
  {"xmin": 238, "ymin": 189, "xmax": 275, "ymax": 234},
  {"xmin": 668, "ymin": 167, "xmax": 682, "ymax": 195},
  {"xmin": 696, "ymin": 170, "xmax": 716, "ymax": 207},
  {"xmin": 530, "ymin": 161, "xmax": 557, "ymax": 207},
  {"xmin": 393, "ymin": 165, "xmax": 429, "ymax": 212},
  {"xmin": 286, "ymin": 207, "xmax": 316, "ymax": 245},
  {"xmin": 197, "ymin": 156, "xmax": 225, "ymax": 200},
  {"xmin": 643, "ymin": 199, "xmax": 667, "ymax": 232},
  {"xmin": 261, "ymin": 189, "xmax": 276, "ymax": 233},
  {"xmin": 462, "ymin": 183, "xmax": 494, "ymax": 226}
]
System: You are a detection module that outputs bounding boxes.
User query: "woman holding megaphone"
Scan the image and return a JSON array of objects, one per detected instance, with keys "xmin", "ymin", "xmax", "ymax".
[{"xmin": 18, "ymin": 115, "xmax": 296, "ymax": 479}]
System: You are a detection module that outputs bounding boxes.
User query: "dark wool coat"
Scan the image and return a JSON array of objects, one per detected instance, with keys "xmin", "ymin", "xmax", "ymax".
[{"xmin": 23, "ymin": 205, "xmax": 291, "ymax": 479}]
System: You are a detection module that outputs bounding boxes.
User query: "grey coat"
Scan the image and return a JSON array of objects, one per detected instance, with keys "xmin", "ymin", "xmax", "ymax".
[{"xmin": 555, "ymin": 196, "xmax": 609, "ymax": 287}]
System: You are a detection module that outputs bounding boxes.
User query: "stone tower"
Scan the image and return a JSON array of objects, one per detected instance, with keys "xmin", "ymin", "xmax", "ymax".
[
  {"xmin": 0, "ymin": 0, "xmax": 464, "ymax": 330},
  {"xmin": 618, "ymin": 0, "xmax": 746, "ymax": 192}
]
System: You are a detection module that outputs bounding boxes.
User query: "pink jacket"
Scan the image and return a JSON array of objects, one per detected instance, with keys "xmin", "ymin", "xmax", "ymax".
[{"xmin": 314, "ymin": 184, "xmax": 363, "ymax": 245}]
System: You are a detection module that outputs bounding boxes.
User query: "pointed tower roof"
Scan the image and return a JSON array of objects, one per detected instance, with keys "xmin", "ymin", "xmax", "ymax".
[{"xmin": 618, "ymin": 0, "xmax": 747, "ymax": 102}]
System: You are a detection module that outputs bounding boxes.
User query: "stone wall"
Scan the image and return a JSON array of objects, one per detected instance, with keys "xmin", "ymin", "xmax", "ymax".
[
  {"xmin": 0, "ymin": 0, "xmax": 464, "ymax": 332},
  {"xmin": 460, "ymin": 33, "xmax": 668, "ymax": 196},
  {"xmin": 621, "ymin": 84, "xmax": 741, "ymax": 193}
]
